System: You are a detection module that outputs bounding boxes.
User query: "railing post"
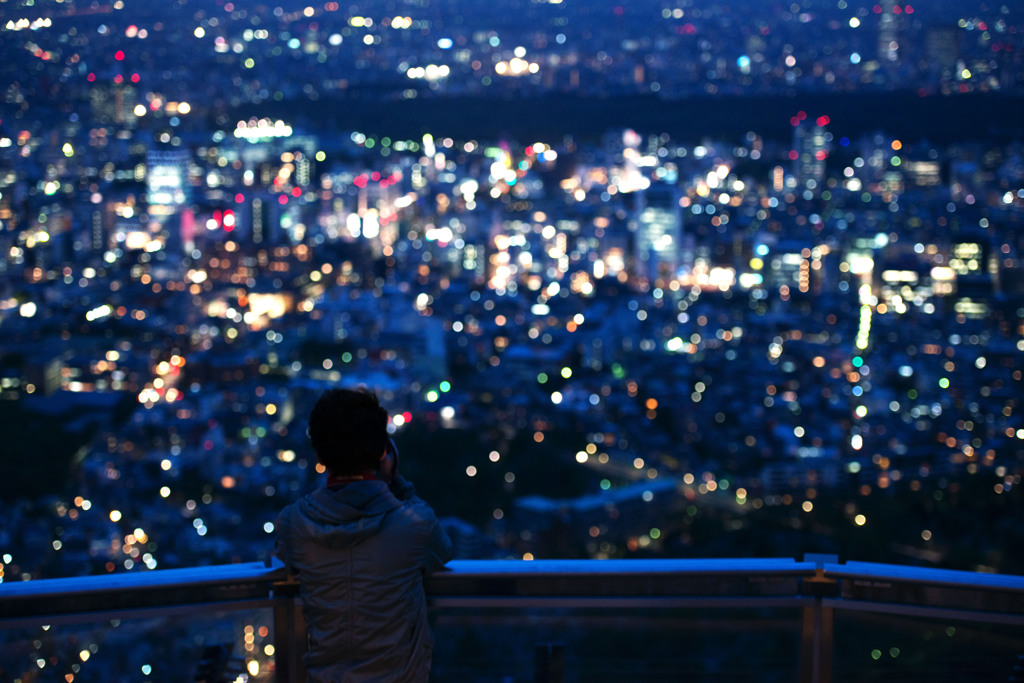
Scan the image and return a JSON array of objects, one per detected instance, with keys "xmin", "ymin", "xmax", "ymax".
[
  {"xmin": 273, "ymin": 575, "xmax": 307, "ymax": 683},
  {"xmin": 799, "ymin": 555, "xmax": 837, "ymax": 683},
  {"xmin": 535, "ymin": 642, "xmax": 565, "ymax": 683}
]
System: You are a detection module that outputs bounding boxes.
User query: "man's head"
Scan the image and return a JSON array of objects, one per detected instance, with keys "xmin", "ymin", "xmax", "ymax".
[{"xmin": 308, "ymin": 388, "xmax": 389, "ymax": 475}]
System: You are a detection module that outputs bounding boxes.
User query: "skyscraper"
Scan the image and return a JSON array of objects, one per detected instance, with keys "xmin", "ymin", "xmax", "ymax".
[
  {"xmin": 792, "ymin": 116, "xmax": 829, "ymax": 193},
  {"xmin": 633, "ymin": 181, "xmax": 682, "ymax": 286}
]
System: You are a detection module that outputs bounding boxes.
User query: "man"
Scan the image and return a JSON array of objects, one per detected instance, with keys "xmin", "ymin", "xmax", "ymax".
[{"xmin": 275, "ymin": 388, "xmax": 453, "ymax": 682}]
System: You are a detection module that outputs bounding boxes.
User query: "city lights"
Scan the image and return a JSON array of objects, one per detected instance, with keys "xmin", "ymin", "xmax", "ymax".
[{"xmin": 0, "ymin": 1, "xmax": 1021, "ymax": 678}]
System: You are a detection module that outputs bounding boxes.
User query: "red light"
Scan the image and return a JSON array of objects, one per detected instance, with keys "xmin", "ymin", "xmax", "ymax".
[
  {"xmin": 114, "ymin": 50, "xmax": 125, "ymax": 61},
  {"xmin": 873, "ymin": 4, "xmax": 882, "ymax": 13},
  {"xmin": 354, "ymin": 175, "xmax": 368, "ymax": 189},
  {"xmin": 402, "ymin": 411, "xmax": 412, "ymax": 423},
  {"xmin": 816, "ymin": 115, "xmax": 830, "ymax": 127},
  {"xmin": 235, "ymin": 193, "xmax": 245, "ymax": 204},
  {"xmin": 371, "ymin": 171, "xmax": 381, "ymax": 182},
  {"xmin": 893, "ymin": 5, "xmax": 902, "ymax": 13},
  {"xmin": 790, "ymin": 116, "xmax": 800, "ymax": 127},
  {"xmin": 905, "ymin": 5, "xmax": 913, "ymax": 12},
  {"xmin": 113, "ymin": 74, "xmax": 123, "ymax": 84},
  {"xmin": 815, "ymin": 150, "xmax": 828, "ymax": 161},
  {"xmin": 788, "ymin": 150, "xmax": 799, "ymax": 161},
  {"xmin": 87, "ymin": 73, "xmax": 96, "ymax": 82},
  {"xmin": 278, "ymin": 195, "xmax": 288, "ymax": 205},
  {"xmin": 130, "ymin": 73, "xmax": 140, "ymax": 83},
  {"xmin": 291, "ymin": 187, "xmax": 302, "ymax": 197},
  {"xmin": 797, "ymin": 111, "xmax": 807, "ymax": 120}
]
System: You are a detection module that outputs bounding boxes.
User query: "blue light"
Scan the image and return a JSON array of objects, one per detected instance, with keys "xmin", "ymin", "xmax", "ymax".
[{"xmin": 737, "ymin": 55, "xmax": 751, "ymax": 69}]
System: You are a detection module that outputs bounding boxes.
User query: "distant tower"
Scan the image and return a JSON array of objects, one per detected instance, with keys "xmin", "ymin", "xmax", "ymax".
[
  {"xmin": 878, "ymin": 0, "xmax": 901, "ymax": 64},
  {"xmin": 634, "ymin": 181, "xmax": 682, "ymax": 285},
  {"xmin": 146, "ymin": 149, "xmax": 192, "ymax": 255},
  {"xmin": 146, "ymin": 149, "xmax": 190, "ymax": 219},
  {"xmin": 793, "ymin": 115, "xmax": 829, "ymax": 193},
  {"xmin": 90, "ymin": 83, "xmax": 138, "ymax": 126},
  {"xmin": 925, "ymin": 26, "xmax": 960, "ymax": 80}
]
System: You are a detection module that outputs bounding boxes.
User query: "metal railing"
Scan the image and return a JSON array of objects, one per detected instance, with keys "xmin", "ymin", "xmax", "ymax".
[{"xmin": 2, "ymin": 556, "xmax": 1023, "ymax": 682}]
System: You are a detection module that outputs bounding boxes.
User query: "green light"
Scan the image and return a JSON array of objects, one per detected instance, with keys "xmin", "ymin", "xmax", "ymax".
[
  {"xmin": 440, "ymin": 381, "xmax": 451, "ymax": 392},
  {"xmin": 852, "ymin": 356, "xmax": 864, "ymax": 368},
  {"xmin": 426, "ymin": 390, "xmax": 439, "ymax": 402},
  {"xmin": 612, "ymin": 363, "xmax": 625, "ymax": 379},
  {"xmin": 939, "ymin": 378, "xmax": 950, "ymax": 389},
  {"xmin": 600, "ymin": 479, "xmax": 611, "ymax": 490},
  {"xmin": 649, "ymin": 528, "xmax": 661, "ymax": 539},
  {"xmin": 537, "ymin": 372, "xmax": 548, "ymax": 384},
  {"xmin": 560, "ymin": 367, "xmax": 572, "ymax": 379}
]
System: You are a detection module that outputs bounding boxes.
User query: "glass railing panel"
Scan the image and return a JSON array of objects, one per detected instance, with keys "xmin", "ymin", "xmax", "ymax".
[
  {"xmin": 431, "ymin": 606, "xmax": 804, "ymax": 682},
  {"xmin": 0, "ymin": 608, "xmax": 277, "ymax": 683},
  {"xmin": 831, "ymin": 611, "xmax": 1024, "ymax": 683}
]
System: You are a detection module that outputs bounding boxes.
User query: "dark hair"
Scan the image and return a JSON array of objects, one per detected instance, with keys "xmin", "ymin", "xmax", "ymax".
[{"xmin": 307, "ymin": 388, "xmax": 389, "ymax": 475}]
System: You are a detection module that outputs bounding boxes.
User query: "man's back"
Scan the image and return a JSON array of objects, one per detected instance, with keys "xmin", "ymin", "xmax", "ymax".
[{"xmin": 276, "ymin": 476, "xmax": 452, "ymax": 682}]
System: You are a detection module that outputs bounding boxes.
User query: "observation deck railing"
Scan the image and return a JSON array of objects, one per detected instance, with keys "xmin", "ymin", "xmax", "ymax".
[{"xmin": 1, "ymin": 556, "xmax": 1023, "ymax": 682}]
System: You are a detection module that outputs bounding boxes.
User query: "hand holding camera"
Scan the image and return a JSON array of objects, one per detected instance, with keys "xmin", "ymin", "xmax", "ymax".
[{"xmin": 379, "ymin": 438, "xmax": 399, "ymax": 485}]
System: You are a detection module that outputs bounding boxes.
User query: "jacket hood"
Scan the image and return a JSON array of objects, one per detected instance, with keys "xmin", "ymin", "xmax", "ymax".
[{"xmin": 292, "ymin": 481, "xmax": 402, "ymax": 550}]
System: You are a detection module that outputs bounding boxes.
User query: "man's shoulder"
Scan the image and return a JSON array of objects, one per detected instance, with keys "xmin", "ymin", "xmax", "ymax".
[{"xmin": 387, "ymin": 495, "xmax": 441, "ymax": 530}]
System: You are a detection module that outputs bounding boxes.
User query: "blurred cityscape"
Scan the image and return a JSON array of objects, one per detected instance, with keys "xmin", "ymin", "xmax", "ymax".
[{"xmin": 0, "ymin": 0, "xmax": 1023, "ymax": 679}]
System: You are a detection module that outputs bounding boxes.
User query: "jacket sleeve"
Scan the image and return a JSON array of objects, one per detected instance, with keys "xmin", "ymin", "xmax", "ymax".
[
  {"xmin": 424, "ymin": 512, "xmax": 454, "ymax": 573},
  {"xmin": 390, "ymin": 475, "xmax": 454, "ymax": 570},
  {"xmin": 273, "ymin": 508, "xmax": 293, "ymax": 569}
]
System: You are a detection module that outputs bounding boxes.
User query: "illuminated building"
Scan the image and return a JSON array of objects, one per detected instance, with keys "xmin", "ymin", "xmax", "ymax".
[
  {"xmin": 146, "ymin": 150, "xmax": 191, "ymax": 219},
  {"xmin": 878, "ymin": 0, "xmax": 901, "ymax": 65},
  {"xmin": 633, "ymin": 181, "xmax": 682, "ymax": 285},
  {"xmin": 925, "ymin": 26, "xmax": 960, "ymax": 79},
  {"xmin": 902, "ymin": 160, "xmax": 942, "ymax": 187},
  {"xmin": 792, "ymin": 115, "xmax": 829, "ymax": 193},
  {"xmin": 89, "ymin": 84, "xmax": 138, "ymax": 126}
]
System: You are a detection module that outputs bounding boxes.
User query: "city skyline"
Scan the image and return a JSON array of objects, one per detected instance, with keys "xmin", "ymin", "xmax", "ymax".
[
  {"xmin": 0, "ymin": 0, "xmax": 1020, "ymax": 579},
  {"xmin": 1, "ymin": 1, "xmax": 1023, "ymax": 679}
]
